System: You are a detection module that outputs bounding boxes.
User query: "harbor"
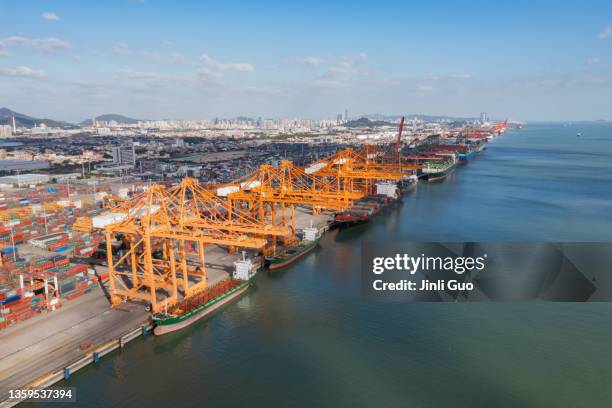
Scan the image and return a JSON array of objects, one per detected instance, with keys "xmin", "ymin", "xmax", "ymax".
[
  {"xmin": 0, "ymin": 120, "xmax": 506, "ymax": 403},
  {"xmin": 22, "ymin": 122, "xmax": 612, "ymax": 408},
  {"xmin": 1, "ymin": 122, "xmax": 612, "ymax": 407}
]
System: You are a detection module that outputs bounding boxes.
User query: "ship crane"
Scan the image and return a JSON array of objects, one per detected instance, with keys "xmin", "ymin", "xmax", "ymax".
[
  {"xmin": 393, "ymin": 116, "xmax": 405, "ymax": 164},
  {"xmin": 73, "ymin": 179, "xmax": 290, "ymax": 313}
]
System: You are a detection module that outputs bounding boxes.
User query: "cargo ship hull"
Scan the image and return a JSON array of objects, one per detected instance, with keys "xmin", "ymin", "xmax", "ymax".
[
  {"xmin": 458, "ymin": 149, "xmax": 477, "ymax": 163},
  {"xmin": 333, "ymin": 194, "xmax": 398, "ymax": 228},
  {"xmin": 423, "ymin": 163, "xmax": 457, "ymax": 182},
  {"xmin": 332, "ymin": 215, "xmax": 370, "ymax": 228},
  {"xmin": 399, "ymin": 177, "xmax": 418, "ymax": 193},
  {"xmin": 153, "ymin": 280, "xmax": 250, "ymax": 336},
  {"xmin": 267, "ymin": 238, "xmax": 320, "ymax": 270}
]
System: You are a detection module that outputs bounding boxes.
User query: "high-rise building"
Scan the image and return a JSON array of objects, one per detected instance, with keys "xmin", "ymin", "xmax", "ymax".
[
  {"xmin": 344, "ymin": 109, "xmax": 348, "ymax": 122},
  {"xmin": 111, "ymin": 143, "xmax": 136, "ymax": 167},
  {"xmin": 480, "ymin": 112, "xmax": 489, "ymax": 123},
  {"xmin": 12, "ymin": 115, "xmax": 16, "ymax": 133},
  {"xmin": 0, "ymin": 125, "xmax": 12, "ymax": 138}
]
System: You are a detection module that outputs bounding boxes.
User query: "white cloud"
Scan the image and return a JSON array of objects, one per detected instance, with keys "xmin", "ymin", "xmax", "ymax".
[
  {"xmin": 598, "ymin": 26, "xmax": 612, "ymax": 40},
  {"xmin": 295, "ymin": 56, "xmax": 327, "ymax": 67},
  {"xmin": 323, "ymin": 65, "xmax": 370, "ymax": 77},
  {"xmin": 309, "ymin": 79, "xmax": 346, "ymax": 88},
  {"xmin": 0, "ymin": 35, "xmax": 70, "ymax": 52},
  {"xmin": 417, "ymin": 85, "xmax": 434, "ymax": 92},
  {"xmin": 115, "ymin": 69, "xmax": 179, "ymax": 81},
  {"xmin": 200, "ymin": 53, "xmax": 254, "ymax": 72},
  {"xmin": 41, "ymin": 12, "xmax": 59, "ymax": 21},
  {"xmin": 115, "ymin": 68, "xmax": 221, "ymax": 85},
  {"xmin": 342, "ymin": 52, "xmax": 368, "ymax": 63},
  {"xmin": 196, "ymin": 67, "xmax": 224, "ymax": 84},
  {"xmin": 0, "ymin": 50, "xmax": 9, "ymax": 57},
  {"xmin": 167, "ymin": 52, "xmax": 193, "ymax": 65},
  {"xmin": 241, "ymin": 86, "xmax": 282, "ymax": 96},
  {"xmin": 320, "ymin": 52, "xmax": 370, "ymax": 78},
  {"xmin": 451, "ymin": 73, "xmax": 472, "ymax": 79},
  {"xmin": 112, "ymin": 44, "xmax": 197, "ymax": 66},
  {"xmin": 111, "ymin": 43, "xmax": 131, "ymax": 55},
  {"xmin": 74, "ymin": 80, "xmax": 105, "ymax": 91},
  {"xmin": 0, "ymin": 66, "xmax": 46, "ymax": 78},
  {"xmin": 587, "ymin": 57, "xmax": 601, "ymax": 65}
]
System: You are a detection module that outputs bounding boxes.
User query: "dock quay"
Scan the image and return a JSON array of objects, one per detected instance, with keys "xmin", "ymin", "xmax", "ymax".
[{"xmin": 0, "ymin": 284, "xmax": 149, "ymax": 406}]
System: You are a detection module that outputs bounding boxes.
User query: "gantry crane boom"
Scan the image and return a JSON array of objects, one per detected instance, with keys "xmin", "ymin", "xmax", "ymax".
[{"xmin": 394, "ymin": 116, "xmax": 405, "ymax": 163}]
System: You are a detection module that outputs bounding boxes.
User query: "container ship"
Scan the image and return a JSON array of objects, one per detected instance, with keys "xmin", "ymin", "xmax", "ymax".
[
  {"xmin": 420, "ymin": 154, "xmax": 457, "ymax": 182},
  {"xmin": 266, "ymin": 227, "xmax": 321, "ymax": 270},
  {"xmin": 432, "ymin": 139, "xmax": 484, "ymax": 164},
  {"xmin": 398, "ymin": 174, "xmax": 418, "ymax": 193},
  {"xmin": 457, "ymin": 140, "xmax": 486, "ymax": 163},
  {"xmin": 153, "ymin": 257, "xmax": 256, "ymax": 335},
  {"xmin": 333, "ymin": 182, "xmax": 399, "ymax": 227}
]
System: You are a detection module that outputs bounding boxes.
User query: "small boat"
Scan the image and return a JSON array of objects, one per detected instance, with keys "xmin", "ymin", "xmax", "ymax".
[{"xmin": 577, "ymin": 132, "xmax": 581, "ymax": 137}]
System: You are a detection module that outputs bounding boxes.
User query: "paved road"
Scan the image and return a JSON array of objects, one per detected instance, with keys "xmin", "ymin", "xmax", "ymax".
[{"xmin": 0, "ymin": 285, "xmax": 148, "ymax": 400}]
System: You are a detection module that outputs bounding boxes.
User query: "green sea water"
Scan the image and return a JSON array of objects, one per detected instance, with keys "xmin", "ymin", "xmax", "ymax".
[{"xmin": 34, "ymin": 123, "xmax": 612, "ymax": 407}]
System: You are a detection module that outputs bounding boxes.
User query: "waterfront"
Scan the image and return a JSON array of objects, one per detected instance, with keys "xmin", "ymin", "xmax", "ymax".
[{"xmin": 32, "ymin": 123, "xmax": 612, "ymax": 407}]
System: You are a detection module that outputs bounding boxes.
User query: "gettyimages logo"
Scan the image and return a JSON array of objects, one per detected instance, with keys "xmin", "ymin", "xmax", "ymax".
[
  {"xmin": 362, "ymin": 242, "xmax": 610, "ymax": 302},
  {"xmin": 372, "ymin": 253, "xmax": 487, "ymax": 275}
]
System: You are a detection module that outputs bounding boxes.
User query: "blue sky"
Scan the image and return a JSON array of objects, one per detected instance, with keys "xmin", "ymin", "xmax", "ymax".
[{"xmin": 0, "ymin": 0, "xmax": 611, "ymax": 122}]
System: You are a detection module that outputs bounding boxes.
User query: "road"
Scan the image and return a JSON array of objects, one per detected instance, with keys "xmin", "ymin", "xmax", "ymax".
[{"xmin": 0, "ymin": 284, "xmax": 148, "ymax": 401}]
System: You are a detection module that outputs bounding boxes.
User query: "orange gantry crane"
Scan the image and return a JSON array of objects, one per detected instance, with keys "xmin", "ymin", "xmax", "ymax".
[
  {"xmin": 216, "ymin": 160, "xmax": 362, "ymax": 249},
  {"xmin": 74, "ymin": 178, "xmax": 290, "ymax": 313},
  {"xmin": 213, "ymin": 148, "xmax": 408, "ymax": 242},
  {"xmin": 306, "ymin": 147, "xmax": 406, "ymax": 195},
  {"xmin": 73, "ymin": 143, "xmax": 420, "ymax": 312}
]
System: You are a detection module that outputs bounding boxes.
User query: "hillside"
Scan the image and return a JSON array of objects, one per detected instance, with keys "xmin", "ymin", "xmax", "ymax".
[
  {"xmin": 344, "ymin": 117, "xmax": 394, "ymax": 128},
  {"xmin": 0, "ymin": 107, "xmax": 77, "ymax": 129},
  {"xmin": 80, "ymin": 114, "xmax": 140, "ymax": 126}
]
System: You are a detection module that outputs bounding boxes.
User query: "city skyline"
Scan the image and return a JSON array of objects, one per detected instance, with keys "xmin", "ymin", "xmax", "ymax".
[{"xmin": 1, "ymin": 0, "xmax": 611, "ymax": 122}]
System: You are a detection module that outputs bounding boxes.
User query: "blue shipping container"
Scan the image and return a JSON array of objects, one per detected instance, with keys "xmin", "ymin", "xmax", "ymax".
[{"xmin": 1, "ymin": 294, "xmax": 21, "ymax": 305}]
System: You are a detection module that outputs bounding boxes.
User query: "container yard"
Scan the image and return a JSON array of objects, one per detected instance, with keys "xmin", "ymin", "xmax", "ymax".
[{"xmin": 0, "ymin": 120, "xmax": 508, "ymax": 405}]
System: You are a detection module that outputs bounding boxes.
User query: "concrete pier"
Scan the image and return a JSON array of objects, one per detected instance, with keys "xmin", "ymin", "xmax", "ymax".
[
  {"xmin": 0, "ymin": 284, "xmax": 150, "ymax": 406},
  {"xmin": 276, "ymin": 205, "xmax": 334, "ymax": 234}
]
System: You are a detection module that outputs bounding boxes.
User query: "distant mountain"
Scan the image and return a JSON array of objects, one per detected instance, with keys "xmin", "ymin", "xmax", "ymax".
[
  {"xmin": 80, "ymin": 114, "xmax": 140, "ymax": 126},
  {"xmin": 345, "ymin": 117, "xmax": 394, "ymax": 128},
  {"xmin": 0, "ymin": 107, "xmax": 77, "ymax": 129}
]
